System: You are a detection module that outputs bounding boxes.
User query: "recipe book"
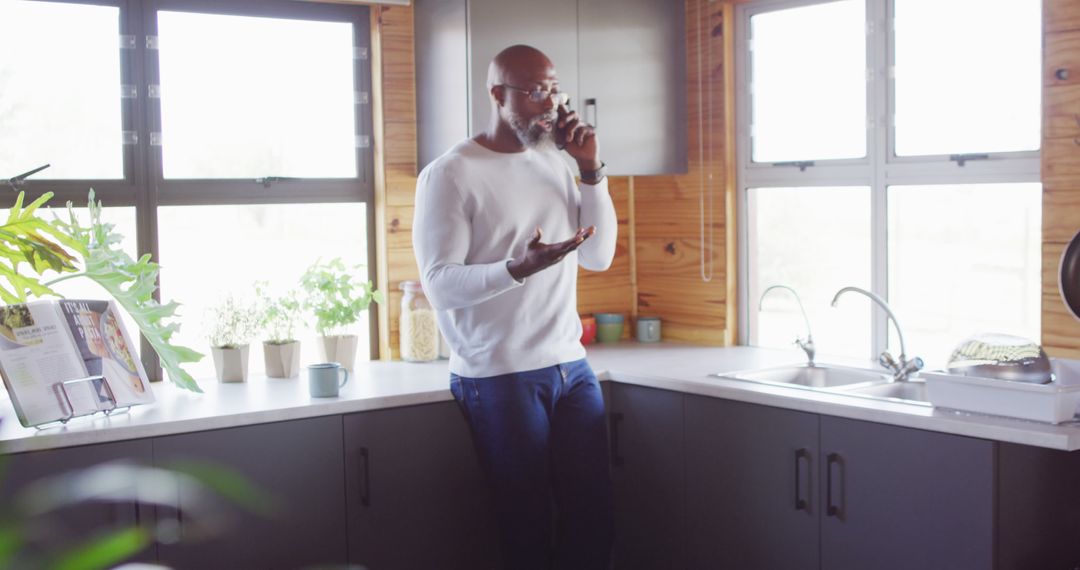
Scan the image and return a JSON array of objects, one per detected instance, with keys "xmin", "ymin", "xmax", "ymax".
[{"xmin": 0, "ymin": 299, "xmax": 153, "ymax": 427}]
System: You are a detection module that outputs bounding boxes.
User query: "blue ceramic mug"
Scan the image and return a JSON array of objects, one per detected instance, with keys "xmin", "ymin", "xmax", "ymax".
[
  {"xmin": 308, "ymin": 362, "xmax": 349, "ymax": 397},
  {"xmin": 636, "ymin": 316, "xmax": 661, "ymax": 342}
]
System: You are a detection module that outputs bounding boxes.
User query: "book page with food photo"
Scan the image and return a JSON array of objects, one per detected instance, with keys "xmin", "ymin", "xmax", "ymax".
[{"xmin": 0, "ymin": 300, "xmax": 153, "ymax": 427}]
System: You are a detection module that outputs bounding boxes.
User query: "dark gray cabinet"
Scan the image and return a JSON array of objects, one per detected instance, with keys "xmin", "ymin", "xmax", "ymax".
[
  {"xmin": 685, "ymin": 395, "xmax": 819, "ymax": 570},
  {"xmin": 684, "ymin": 395, "xmax": 996, "ymax": 570},
  {"xmin": 0, "ymin": 439, "xmax": 156, "ymax": 564},
  {"xmin": 819, "ymin": 416, "xmax": 994, "ymax": 570},
  {"xmin": 608, "ymin": 383, "xmax": 685, "ymax": 570},
  {"xmin": 415, "ymin": 0, "xmax": 687, "ymax": 175},
  {"xmin": 343, "ymin": 401, "xmax": 498, "ymax": 570},
  {"xmin": 154, "ymin": 416, "xmax": 348, "ymax": 570}
]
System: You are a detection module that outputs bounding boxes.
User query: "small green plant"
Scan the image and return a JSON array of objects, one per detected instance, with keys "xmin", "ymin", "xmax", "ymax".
[
  {"xmin": 206, "ymin": 294, "xmax": 259, "ymax": 349},
  {"xmin": 300, "ymin": 258, "xmax": 383, "ymax": 337},
  {"xmin": 254, "ymin": 281, "xmax": 302, "ymax": 344}
]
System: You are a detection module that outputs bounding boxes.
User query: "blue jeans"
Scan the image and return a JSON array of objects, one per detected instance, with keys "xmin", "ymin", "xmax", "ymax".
[{"xmin": 450, "ymin": 359, "xmax": 614, "ymax": 570}]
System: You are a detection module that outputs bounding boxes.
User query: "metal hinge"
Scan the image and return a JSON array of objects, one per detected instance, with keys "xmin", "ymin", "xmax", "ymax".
[
  {"xmin": 146, "ymin": 35, "xmax": 159, "ymax": 50},
  {"xmin": 122, "ymin": 131, "xmax": 138, "ymax": 145},
  {"xmin": 354, "ymin": 47, "xmax": 369, "ymax": 60},
  {"xmin": 150, "ymin": 132, "xmax": 163, "ymax": 147},
  {"xmin": 355, "ymin": 91, "xmax": 370, "ymax": 105},
  {"xmin": 356, "ymin": 135, "xmax": 371, "ymax": 149},
  {"xmin": 121, "ymin": 85, "xmax": 138, "ymax": 99},
  {"xmin": 120, "ymin": 35, "xmax": 136, "ymax": 49},
  {"xmin": 148, "ymin": 84, "xmax": 162, "ymax": 99}
]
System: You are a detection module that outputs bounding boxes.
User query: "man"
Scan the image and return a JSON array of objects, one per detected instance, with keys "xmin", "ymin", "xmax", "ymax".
[{"xmin": 412, "ymin": 44, "xmax": 618, "ymax": 569}]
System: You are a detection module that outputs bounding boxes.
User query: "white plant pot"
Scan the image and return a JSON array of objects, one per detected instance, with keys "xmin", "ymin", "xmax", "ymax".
[
  {"xmin": 212, "ymin": 345, "xmax": 250, "ymax": 383},
  {"xmin": 263, "ymin": 341, "xmax": 301, "ymax": 378},
  {"xmin": 318, "ymin": 334, "xmax": 358, "ymax": 371}
]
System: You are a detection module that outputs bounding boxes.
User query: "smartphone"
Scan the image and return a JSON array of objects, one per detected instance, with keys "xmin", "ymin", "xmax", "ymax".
[{"xmin": 554, "ymin": 93, "xmax": 572, "ymax": 150}]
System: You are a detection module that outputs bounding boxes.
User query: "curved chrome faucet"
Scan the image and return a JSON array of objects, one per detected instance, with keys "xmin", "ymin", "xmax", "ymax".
[
  {"xmin": 759, "ymin": 285, "xmax": 815, "ymax": 366},
  {"xmin": 830, "ymin": 286, "xmax": 923, "ymax": 381}
]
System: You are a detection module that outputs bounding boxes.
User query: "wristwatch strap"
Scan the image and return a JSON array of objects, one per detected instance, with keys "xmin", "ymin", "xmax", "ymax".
[{"xmin": 580, "ymin": 162, "xmax": 607, "ymax": 185}]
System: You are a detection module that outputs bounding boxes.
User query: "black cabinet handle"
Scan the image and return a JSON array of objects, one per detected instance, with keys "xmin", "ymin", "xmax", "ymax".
[
  {"xmin": 794, "ymin": 448, "xmax": 810, "ymax": 512},
  {"xmin": 609, "ymin": 412, "xmax": 624, "ymax": 467},
  {"xmin": 826, "ymin": 452, "xmax": 844, "ymax": 520},
  {"xmin": 359, "ymin": 447, "xmax": 371, "ymax": 507}
]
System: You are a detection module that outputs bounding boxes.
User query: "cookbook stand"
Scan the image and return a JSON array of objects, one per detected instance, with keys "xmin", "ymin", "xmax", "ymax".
[{"xmin": 33, "ymin": 375, "xmax": 133, "ymax": 430}]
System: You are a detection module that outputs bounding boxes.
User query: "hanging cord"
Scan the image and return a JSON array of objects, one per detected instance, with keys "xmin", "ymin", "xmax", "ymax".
[{"xmin": 698, "ymin": 0, "xmax": 715, "ymax": 282}]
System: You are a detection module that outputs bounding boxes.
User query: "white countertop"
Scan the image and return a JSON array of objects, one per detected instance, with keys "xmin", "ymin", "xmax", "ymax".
[{"xmin": 3, "ymin": 342, "xmax": 1080, "ymax": 454}]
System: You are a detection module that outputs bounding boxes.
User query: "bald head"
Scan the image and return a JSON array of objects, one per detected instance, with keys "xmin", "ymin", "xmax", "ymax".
[{"xmin": 486, "ymin": 45, "xmax": 556, "ymax": 91}]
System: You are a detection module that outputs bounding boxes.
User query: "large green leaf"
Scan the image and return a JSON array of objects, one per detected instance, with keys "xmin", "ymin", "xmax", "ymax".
[
  {"xmin": 52, "ymin": 191, "xmax": 204, "ymax": 392},
  {"xmin": 0, "ymin": 192, "xmax": 79, "ymax": 302}
]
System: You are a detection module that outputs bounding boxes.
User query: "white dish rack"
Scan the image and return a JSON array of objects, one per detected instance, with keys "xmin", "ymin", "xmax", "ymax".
[{"xmin": 923, "ymin": 365, "xmax": 1080, "ymax": 424}]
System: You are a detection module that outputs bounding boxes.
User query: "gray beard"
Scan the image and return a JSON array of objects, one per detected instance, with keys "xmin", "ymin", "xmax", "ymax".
[{"xmin": 510, "ymin": 113, "xmax": 556, "ymax": 149}]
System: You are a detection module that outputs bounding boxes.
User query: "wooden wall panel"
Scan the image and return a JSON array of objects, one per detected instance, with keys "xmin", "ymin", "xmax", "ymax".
[
  {"xmin": 373, "ymin": 5, "xmax": 418, "ymax": 360},
  {"xmin": 632, "ymin": 0, "xmax": 731, "ymax": 345},
  {"xmin": 1046, "ymin": 0, "xmax": 1080, "ymax": 34},
  {"xmin": 1042, "ymin": 7, "xmax": 1080, "ymax": 357}
]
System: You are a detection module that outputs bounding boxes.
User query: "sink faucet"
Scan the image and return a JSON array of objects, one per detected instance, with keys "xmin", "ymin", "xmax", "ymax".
[
  {"xmin": 830, "ymin": 286, "xmax": 923, "ymax": 382},
  {"xmin": 759, "ymin": 285, "xmax": 815, "ymax": 366}
]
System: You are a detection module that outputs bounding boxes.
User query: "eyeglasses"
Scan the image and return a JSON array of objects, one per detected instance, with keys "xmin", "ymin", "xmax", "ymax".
[{"xmin": 500, "ymin": 84, "xmax": 570, "ymax": 106}]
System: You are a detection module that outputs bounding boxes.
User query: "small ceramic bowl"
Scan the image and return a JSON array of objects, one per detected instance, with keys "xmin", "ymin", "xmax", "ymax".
[
  {"xmin": 596, "ymin": 322, "xmax": 624, "ymax": 343},
  {"xmin": 580, "ymin": 315, "xmax": 597, "ymax": 345},
  {"xmin": 594, "ymin": 312, "xmax": 625, "ymax": 325}
]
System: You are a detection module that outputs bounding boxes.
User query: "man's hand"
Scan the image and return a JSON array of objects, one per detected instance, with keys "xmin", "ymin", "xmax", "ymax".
[
  {"xmin": 556, "ymin": 104, "xmax": 602, "ymax": 173},
  {"xmin": 507, "ymin": 226, "xmax": 596, "ymax": 281}
]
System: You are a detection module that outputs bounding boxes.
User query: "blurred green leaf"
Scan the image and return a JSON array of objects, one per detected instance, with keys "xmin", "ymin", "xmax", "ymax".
[
  {"xmin": 51, "ymin": 527, "xmax": 149, "ymax": 570},
  {"xmin": 163, "ymin": 461, "xmax": 279, "ymax": 518}
]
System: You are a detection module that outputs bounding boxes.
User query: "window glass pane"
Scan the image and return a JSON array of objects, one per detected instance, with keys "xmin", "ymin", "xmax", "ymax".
[
  {"xmin": 894, "ymin": 0, "xmax": 1041, "ymax": 156},
  {"xmin": 46, "ymin": 206, "xmax": 141, "ymax": 358},
  {"xmin": 157, "ymin": 12, "xmax": 357, "ymax": 179},
  {"xmin": 750, "ymin": 0, "xmax": 866, "ymax": 163},
  {"xmin": 158, "ymin": 203, "xmax": 370, "ymax": 380},
  {"xmin": 888, "ymin": 184, "xmax": 1041, "ymax": 368},
  {"xmin": 749, "ymin": 187, "xmax": 871, "ymax": 360},
  {"xmin": 0, "ymin": 2, "xmax": 123, "ymax": 180}
]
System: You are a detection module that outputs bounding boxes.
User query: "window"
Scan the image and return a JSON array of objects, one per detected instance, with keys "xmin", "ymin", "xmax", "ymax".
[
  {"xmin": 0, "ymin": 2, "xmax": 125, "ymax": 179},
  {"xmin": 738, "ymin": 0, "xmax": 1042, "ymax": 367},
  {"xmin": 1, "ymin": 0, "xmax": 376, "ymax": 381}
]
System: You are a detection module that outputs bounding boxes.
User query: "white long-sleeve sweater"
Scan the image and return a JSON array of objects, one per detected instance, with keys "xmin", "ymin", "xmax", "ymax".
[{"xmin": 412, "ymin": 139, "xmax": 618, "ymax": 378}]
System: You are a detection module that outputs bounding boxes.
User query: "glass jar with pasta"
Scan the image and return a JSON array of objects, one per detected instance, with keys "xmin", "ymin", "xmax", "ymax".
[{"xmin": 399, "ymin": 280, "xmax": 439, "ymax": 362}]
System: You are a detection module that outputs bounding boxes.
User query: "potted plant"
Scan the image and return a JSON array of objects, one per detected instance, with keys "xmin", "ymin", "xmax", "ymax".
[
  {"xmin": 300, "ymin": 258, "xmax": 382, "ymax": 371},
  {"xmin": 206, "ymin": 294, "xmax": 259, "ymax": 383},
  {"xmin": 254, "ymin": 281, "xmax": 303, "ymax": 378}
]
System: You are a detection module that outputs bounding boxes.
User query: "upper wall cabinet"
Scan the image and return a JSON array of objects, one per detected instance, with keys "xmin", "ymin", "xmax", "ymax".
[{"xmin": 415, "ymin": 0, "xmax": 687, "ymax": 176}]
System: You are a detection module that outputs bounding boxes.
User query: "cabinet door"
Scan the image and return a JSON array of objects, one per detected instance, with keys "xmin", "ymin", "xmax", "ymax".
[
  {"xmin": 578, "ymin": 0, "xmax": 687, "ymax": 175},
  {"xmin": 467, "ymin": 0, "xmax": 579, "ymax": 137},
  {"xmin": 344, "ymin": 401, "xmax": 498, "ymax": 570},
  {"xmin": 154, "ymin": 416, "xmax": 347, "ymax": 570},
  {"xmin": 820, "ymin": 416, "xmax": 993, "ymax": 570},
  {"xmin": 2, "ymin": 439, "xmax": 156, "ymax": 564},
  {"xmin": 610, "ymin": 383, "xmax": 685, "ymax": 569},
  {"xmin": 685, "ymin": 395, "xmax": 820, "ymax": 570}
]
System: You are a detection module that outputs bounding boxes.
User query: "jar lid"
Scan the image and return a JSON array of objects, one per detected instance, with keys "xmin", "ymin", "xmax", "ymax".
[{"xmin": 399, "ymin": 280, "xmax": 423, "ymax": 292}]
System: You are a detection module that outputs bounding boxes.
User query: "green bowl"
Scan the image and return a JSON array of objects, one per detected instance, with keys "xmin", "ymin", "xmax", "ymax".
[{"xmin": 596, "ymin": 322, "xmax": 623, "ymax": 343}]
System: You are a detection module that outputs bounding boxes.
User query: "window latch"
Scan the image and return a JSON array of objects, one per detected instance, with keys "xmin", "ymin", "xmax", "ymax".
[
  {"xmin": 949, "ymin": 153, "xmax": 989, "ymax": 167},
  {"xmin": 772, "ymin": 160, "xmax": 815, "ymax": 172},
  {"xmin": 254, "ymin": 176, "xmax": 298, "ymax": 188}
]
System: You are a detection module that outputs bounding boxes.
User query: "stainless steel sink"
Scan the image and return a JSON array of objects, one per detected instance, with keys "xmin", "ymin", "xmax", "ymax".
[
  {"xmin": 841, "ymin": 380, "xmax": 930, "ymax": 405},
  {"xmin": 714, "ymin": 364, "xmax": 931, "ymax": 406},
  {"xmin": 715, "ymin": 364, "xmax": 890, "ymax": 389}
]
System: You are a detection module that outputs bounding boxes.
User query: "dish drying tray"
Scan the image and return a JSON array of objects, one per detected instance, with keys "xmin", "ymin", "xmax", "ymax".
[{"xmin": 923, "ymin": 371, "xmax": 1080, "ymax": 424}]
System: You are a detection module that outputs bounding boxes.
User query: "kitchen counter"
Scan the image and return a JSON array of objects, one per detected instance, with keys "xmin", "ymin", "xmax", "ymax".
[{"xmin": 2, "ymin": 341, "xmax": 1079, "ymax": 454}]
